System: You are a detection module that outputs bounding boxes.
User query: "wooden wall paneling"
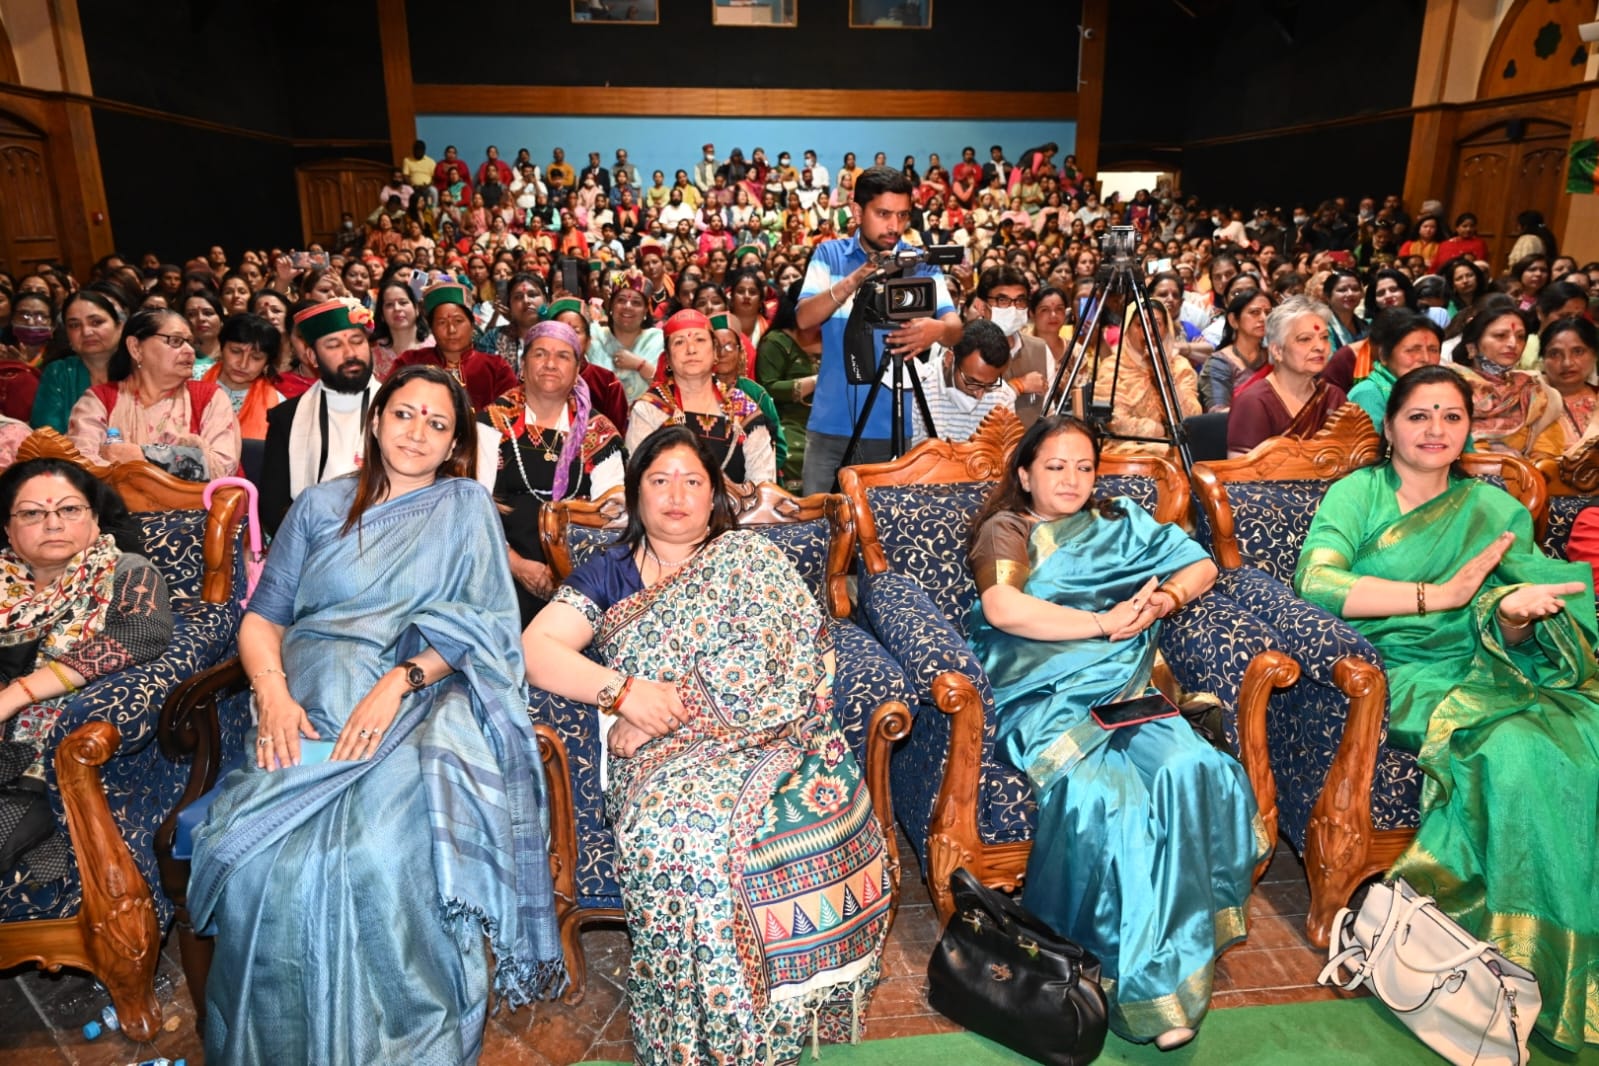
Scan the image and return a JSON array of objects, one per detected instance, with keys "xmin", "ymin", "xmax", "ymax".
[
  {"xmin": 1449, "ymin": 111, "xmax": 1572, "ymax": 268},
  {"xmin": 0, "ymin": 11, "xmax": 21, "ymax": 84},
  {"xmin": 410, "ymin": 84, "xmax": 1076, "ymax": 120},
  {"xmin": 1477, "ymin": 0, "xmax": 1589, "ymax": 101},
  {"xmin": 1403, "ymin": 107, "xmax": 1460, "ymax": 216},
  {"xmin": 56, "ymin": 99, "xmax": 112, "ymax": 267},
  {"xmin": 376, "ymin": 0, "xmax": 414, "ymax": 166},
  {"xmin": 296, "ymin": 158, "xmax": 392, "ymax": 247},
  {"xmin": 0, "ymin": 108, "xmax": 63, "ymax": 274},
  {"xmin": 1073, "ymin": 0, "xmax": 1108, "ymax": 176}
]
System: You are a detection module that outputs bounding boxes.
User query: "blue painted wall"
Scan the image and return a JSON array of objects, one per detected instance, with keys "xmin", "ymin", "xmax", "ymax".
[{"xmin": 416, "ymin": 115, "xmax": 1075, "ymax": 189}]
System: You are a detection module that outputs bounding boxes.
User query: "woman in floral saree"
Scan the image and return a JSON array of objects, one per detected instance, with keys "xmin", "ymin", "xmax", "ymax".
[
  {"xmin": 1296, "ymin": 365, "xmax": 1599, "ymax": 1050},
  {"xmin": 524, "ymin": 425, "xmax": 890, "ymax": 1065},
  {"xmin": 965, "ymin": 414, "xmax": 1267, "ymax": 1049}
]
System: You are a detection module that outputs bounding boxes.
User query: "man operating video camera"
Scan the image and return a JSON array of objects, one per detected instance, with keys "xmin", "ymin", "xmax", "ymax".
[{"xmin": 796, "ymin": 166, "xmax": 964, "ymax": 494}]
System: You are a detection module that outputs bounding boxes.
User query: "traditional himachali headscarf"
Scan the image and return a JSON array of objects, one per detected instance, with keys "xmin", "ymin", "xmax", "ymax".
[
  {"xmin": 517, "ymin": 319, "xmax": 590, "ymax": 501},
  {"xmin": 294, "ymin": 297, "xmax": 373, "ymax": 342}
]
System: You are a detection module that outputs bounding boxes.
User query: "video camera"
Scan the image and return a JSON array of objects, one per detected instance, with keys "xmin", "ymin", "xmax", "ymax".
[{"xmin": 844, "ymin": 244, "xmax": 965, "ymax": 384}]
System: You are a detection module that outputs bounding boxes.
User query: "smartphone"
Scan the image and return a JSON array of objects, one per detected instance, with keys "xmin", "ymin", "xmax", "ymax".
[
  {"xmin": 560, "ymin": 258, "xmax": 582, "ymax": 295},
  {"xmin": 1090, "ymin": 692, "xmax": 1180, "ymax": 730},
  {"xmin": 494, "ymin": 278, "xmax": 510, "ymax": 306}
]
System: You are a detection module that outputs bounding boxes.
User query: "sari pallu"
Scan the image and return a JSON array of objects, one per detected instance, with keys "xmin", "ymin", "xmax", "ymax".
[
  {"xmin": 966, "ymin": 504, "xmax": 1268, "ymax": 1043},
  {"xmin": 1296, "ymin": 465, "xmax": 1599, "ymax": 1049},
  {"xmin": 555, "ymin": 531, "xmax": 890, "ymax": 1066},
  {"xmin": 190, "ymin": 479, "xmax": 564, "ymax": 1066}
]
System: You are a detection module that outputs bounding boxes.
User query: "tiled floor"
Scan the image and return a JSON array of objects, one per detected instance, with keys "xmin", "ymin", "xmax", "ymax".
[{"xmin": 0, "ymin": 843, "xmax": 1354, "ymax": 1065}]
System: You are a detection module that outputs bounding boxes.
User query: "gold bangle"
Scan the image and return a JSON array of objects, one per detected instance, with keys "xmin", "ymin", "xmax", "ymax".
[
  {"xmin": 1158, "ymin": 581, "xmax": 1187, "ymax": 613},
  {"xmin": 46, "ymin": 661, "xmax": 78, "ymax": 693},
  {"xmin": 1416, "ymin": 582, "xmax": 1427, "ymax": 617},
  {"xmin": 251, "ymin": 666, "xmax": 287, "ymax": 689}
]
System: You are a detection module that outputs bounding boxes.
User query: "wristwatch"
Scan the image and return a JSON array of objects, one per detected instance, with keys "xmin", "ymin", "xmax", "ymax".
[
  {"xmin": 597, "ymin": 674, "xmax": 625, "ymax": 716},
  {"xmin": 398, "ymin": 660, "xmax": 427, "ymax": 692}
]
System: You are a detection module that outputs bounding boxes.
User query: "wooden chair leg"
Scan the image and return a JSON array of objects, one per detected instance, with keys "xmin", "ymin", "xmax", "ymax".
[
  {"xmin": 57, "ymin": 723, "xmax": 162, "ymax": 1040},
  {"xmin": 173, "ymin": 904, "xmax": 214, "ymax": 1029}
]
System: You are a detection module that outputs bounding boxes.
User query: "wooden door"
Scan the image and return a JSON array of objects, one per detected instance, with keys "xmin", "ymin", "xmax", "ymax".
[
  {"xmin": 0, "ymin": 112, "xmax": 63, "ymax": 275},
  {"xmin": 1450, "ymin": 116, "xmax": 1570, "ymax": 271},
  {"xmin": 295, "ymin": 159, "xmax": 394, "ymax": 248}
]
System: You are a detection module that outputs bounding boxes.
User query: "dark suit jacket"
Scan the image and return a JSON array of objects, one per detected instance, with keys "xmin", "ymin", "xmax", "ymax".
[{"xmin": 259, "ymin": 394, "xmax": 302, "ymax": 538}]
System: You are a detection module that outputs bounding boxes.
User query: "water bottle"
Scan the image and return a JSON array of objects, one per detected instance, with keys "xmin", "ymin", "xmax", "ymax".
[
  {"xmin": 81, "ymin": 1003, "xmax": 119, "ymax": 1039},
  {"xmin": 105, "ymin": 427, "xmax": 123, "ymax": 443}
]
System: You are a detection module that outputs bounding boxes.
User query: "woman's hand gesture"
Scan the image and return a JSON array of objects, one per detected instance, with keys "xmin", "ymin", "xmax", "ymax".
[
  {"xmin": 617, "ymin": 678, "xmax": 687, "ymax": 737},
  {"xmin": 331, "ymin": 672, "xmax": 406, "ymax": 762},
  {"xmin": 1497, "ymin": 582, "xmax": 1587, "ymax": 626},
  {"xmin": 1438, "ymin": 532, "xmax": 1515, "ymax": 610},
  {"xmin": 607, "ymin": 719, "xmax": 651, "ymax": 758},
  {"xmin": 256, "ymin": 686, "xmax": 320, "ymax": 772},
  {"xmin": 1100, "ymin": 577, "xmax": 1161, "ymax": 641}
]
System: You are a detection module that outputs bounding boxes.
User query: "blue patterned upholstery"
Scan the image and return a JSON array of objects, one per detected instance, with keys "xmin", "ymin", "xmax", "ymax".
[
  {"xmin": 1210, "ymin": 479, "xmax": 1328, "ymax": 581},
  {"xmin": 853, "ymin": 477, "xmax": 1291, "ymax": 877},
  {"xmin": 532, "ymin": 518, "xmax": 915, "ymax": 913},
  {"xmin": 1219, "ymin": 568, "xmax": 1421, "ymax": 845},
  {"xmin": 0, "ymin": 508, "xmax": 241, "ymax": 926},
  {"xmin": 1543, "ymin": 495, "xmax": 1595, "ymax": 560}
]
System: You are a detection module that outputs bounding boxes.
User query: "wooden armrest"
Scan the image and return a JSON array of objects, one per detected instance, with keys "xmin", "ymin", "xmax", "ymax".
[
  {"xmin": 864, "ymin": 700, "xmax": 911, "ymax": 928},
  {"xmin": 1232, "ymin": 650, "xmax": 1301, "ymax": 883}
]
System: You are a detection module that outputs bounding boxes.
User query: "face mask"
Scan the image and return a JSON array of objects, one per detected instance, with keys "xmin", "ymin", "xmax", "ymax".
[
  {"xmin": 1293, "ymin": 214, "xmax": 1309, "ymax": 226},
  {"xmin": 990, "ymin": 306, "xmax": 1027, "ymax": 337},
  {"xmin": 705, "ymin": 152, "xmax": 715, "ymax": 161},
  {"xmin": 13, "ymin": 325, "xmax": 52, "ymax": 346}
]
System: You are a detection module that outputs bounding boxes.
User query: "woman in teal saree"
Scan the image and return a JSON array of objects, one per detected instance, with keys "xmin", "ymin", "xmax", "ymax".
[
  {"xmin": 966, "ymin": 414, "xmax": 1268, "ymax": 1048},
  {"xmin": 190, "ymin": 366, "xmax": 565, "ymax": 1065},
  {"xmin": 524, "ymin": 425, "xmax": 890, "ymax": 1066},
  {"xmin": 1295, "ymin": 364, "xmax": 1599, "ymax": 1050}
]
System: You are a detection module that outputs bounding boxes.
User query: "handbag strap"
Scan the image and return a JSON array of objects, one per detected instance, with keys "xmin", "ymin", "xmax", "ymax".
[{"xmin": 1387, "ymin": 893, "xmax": 1495, "ymax": 975}]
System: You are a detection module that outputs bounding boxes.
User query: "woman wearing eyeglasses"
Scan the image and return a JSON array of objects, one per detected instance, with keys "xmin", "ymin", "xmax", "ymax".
[
  {"xmin": 66, "ymin": 308, "xmax": 242, "ymax": 480},
  {"xmin": 0, "ymin": 457, "xmax": 173, "ymax": 872}
]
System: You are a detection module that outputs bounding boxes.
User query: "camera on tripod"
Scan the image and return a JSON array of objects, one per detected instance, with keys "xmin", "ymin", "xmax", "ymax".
[{"xmin": 844, "ymin": 244, "xmax": 964, "ymax": 384}]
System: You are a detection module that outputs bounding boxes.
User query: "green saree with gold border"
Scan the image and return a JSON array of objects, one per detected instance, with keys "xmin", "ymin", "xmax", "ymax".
[{"xmin": 1296, "ymin": 464, "xmax": 1599, "ymax": 1050}]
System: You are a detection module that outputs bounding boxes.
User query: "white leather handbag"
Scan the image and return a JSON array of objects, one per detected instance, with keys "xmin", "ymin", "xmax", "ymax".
[{"xmin": 1317, "ymin": 878, "xmax": 1540, "ymax": 1066}]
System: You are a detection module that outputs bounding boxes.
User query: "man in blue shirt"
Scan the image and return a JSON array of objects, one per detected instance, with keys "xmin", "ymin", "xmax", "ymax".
[{"xmin": 796, "ymin": 166, "xmax": 964, "ymax": 493}]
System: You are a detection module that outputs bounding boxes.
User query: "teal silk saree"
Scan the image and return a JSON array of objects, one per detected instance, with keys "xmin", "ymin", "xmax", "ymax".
[
  {"xmin": 968, "ymin": 503, "xmax": 1268, "ymax": 1042},
  {"xmin": 1296, "ymin": 464, "xmax": 1599, "ymax": 1049}
]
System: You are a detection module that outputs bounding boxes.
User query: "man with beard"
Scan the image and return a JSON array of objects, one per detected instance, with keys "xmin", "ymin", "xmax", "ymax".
[
  {"xmin": 259, "ymin": 298, "xmax": 496, "ymax": 534},
  {"xmin": 795, "ymin": 165, "xmax": 962, "ymax": 493}
]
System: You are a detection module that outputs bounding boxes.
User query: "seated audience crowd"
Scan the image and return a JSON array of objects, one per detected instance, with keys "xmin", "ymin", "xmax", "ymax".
[{"xmin": 2, "ymin": 134, "xmax": 1598, "ymax": 1063}]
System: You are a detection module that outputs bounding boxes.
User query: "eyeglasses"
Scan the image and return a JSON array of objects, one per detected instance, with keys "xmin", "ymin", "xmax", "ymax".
[
  {"xmin": 14, "ymin": 311, "xmax": 51, "ymax": 324},
  {"xmin": 10, "ymin": 503, "xmax": 92, "ymax": 526},
  {"xmin": 986, "ymin": 295, "xmax": 1027, "ymax": 309},
  {"xmin": 954, "ymin": 366, "xmax": 1005, "ymax": 393},
  {"xmin": 154, "ymin": 333, "xmax": 194, "ymax": 349}
]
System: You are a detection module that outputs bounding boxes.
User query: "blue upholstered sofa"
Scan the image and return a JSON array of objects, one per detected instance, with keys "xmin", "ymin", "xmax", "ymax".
[
  {"xmin": 0, "ymin": 430, "xmax": 247, "ymax": 1040},
  {"xmin": 532, "ymin": 484, "xmax": 917, "ymax": 997},
  {"xmin": 1189, "ymin": 409, "xmax": 1548, "ymax": 944},
  {"xmin": 837, "ymin": 410, "xmax": 1302, "ymax": 922}
]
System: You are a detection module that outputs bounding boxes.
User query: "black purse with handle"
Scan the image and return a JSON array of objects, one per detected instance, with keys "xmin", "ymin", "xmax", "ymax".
[{"xmin": 926, "ymin": 867, "xmax": 1109, "ymax": 1066}]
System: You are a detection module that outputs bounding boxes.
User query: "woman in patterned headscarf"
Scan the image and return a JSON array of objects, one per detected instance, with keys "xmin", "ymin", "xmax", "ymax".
[
  {"xmin": 624, "ymin": 309, "xmax": 776, "ymax": 485},
  {"xmin": 479, "ymin": 320, "xmax": 623, "ymax": 623}
]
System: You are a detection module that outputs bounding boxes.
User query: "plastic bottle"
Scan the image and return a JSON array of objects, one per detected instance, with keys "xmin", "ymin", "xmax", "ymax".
[
  {"xmin": 105, "ymin": 427, "xmax": 123, "ymax": 443},
  {"xmin": 81, "ymin": 1003, "xmax": 119, "ymax": 1039}
]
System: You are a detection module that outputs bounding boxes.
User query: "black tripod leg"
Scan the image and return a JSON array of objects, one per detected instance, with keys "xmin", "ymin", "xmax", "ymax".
[
  {"xmin": 834, "ymin": 342, "xmax": 896, "ymax": 491},
  {"xmin": 906, "ymin": 357, "xmax": 939, "ymax": 444}
]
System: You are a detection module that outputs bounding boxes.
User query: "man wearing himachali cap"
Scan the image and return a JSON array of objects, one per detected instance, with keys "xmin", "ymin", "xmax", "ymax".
[{"xmin": 260, "ymin": 297, "xmax": 496, "ymax": 535}]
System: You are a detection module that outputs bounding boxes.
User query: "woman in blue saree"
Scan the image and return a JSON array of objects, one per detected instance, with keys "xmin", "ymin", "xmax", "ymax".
[
  {"xmin": 190, "ymin": 365, "xmax": 565, "ymax": 1065},
  {"xmin": 965, "ymin": 414, "xmax": 1267, "ymax": 1049},
  {"xmin": 523, "ymin": 425, "xmax": 891, "ymax": 1066},
  {"xmin": 1295, "ymin": 365, "xmax": 1598, "ymax": 1050}
]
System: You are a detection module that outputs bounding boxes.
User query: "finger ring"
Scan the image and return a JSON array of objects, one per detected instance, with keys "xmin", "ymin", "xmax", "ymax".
[
  {"xmin": 357, "ymin": 729, "xmax": 371, "ymax": 739},
  {"xmin": 257, "ymin": 736, "xmax": 271, "ymax": 747}
]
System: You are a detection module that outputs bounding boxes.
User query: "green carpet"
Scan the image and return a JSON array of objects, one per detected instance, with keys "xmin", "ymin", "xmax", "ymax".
[{"xmin": 590, "ymin": 997, "xmax": 1599, "ymax": 1064}]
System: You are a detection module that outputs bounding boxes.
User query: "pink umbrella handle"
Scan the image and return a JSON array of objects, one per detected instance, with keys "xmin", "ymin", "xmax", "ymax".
[{"xmin": 202, "ymin": 477, "xmax": 263, "ymax": 556}]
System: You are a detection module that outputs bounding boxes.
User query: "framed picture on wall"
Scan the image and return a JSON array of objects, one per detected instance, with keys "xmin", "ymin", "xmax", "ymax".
[
  {"xmin": 848, "ymin": 0, "xmax": 931, "ymax": 29},
  {"xmin": 712, "ymin": 0, "xmax": 797, "ymax": 27},
  {"xmin": 571, "ymin": 0, "xmax": 660, "ymax": 24}
]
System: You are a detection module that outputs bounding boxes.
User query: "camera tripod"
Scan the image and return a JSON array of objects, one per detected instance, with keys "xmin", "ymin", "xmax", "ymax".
[
  {"xmin": 835, "ymin": 333, "xmax": 939, "ymax": 486},
  {"xmin": 1040, "ymin": 247, "xmax": 1195, "ymax": 477}
]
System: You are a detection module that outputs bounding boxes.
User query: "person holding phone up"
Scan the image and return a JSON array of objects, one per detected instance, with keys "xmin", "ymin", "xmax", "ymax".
[{"xmin": 964, "ymin": 413, "xmax": 1266, "ymax": 1052}]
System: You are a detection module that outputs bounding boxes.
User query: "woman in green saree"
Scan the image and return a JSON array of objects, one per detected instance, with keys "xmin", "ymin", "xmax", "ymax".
[
  {"xmin": 1295, "ymin": 364, "xmax": 1599, "ymax": 1050},
  {"xmin": 965, "ymin": 414, "xmax": 1268, "ymax": 1049}
]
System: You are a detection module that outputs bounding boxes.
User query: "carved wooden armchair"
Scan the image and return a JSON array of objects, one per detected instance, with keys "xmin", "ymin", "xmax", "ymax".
[
  {"xmin": 531, "ymin": 483, "xmax": 916, "ymax": 999},
  {"xmin": 1537, "ymin": 432, "xmax": 1599, "ymax": 559},
  {"xmin": 0, "ymin": 429, "xmax": 246, "ymax": 1039},
  {"xmin": 1190, "ymin": 408, "xmax": 1547, "ymax": 945},
  {"xmin": 838, "ymin": 408, "xmax": 1300, "ymax": 921}
]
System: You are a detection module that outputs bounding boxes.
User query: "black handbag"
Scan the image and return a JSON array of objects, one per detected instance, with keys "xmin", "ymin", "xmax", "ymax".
[{"xmin": 926, "ymin": 867, "xmax": 1109, "ymax": 1066}]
